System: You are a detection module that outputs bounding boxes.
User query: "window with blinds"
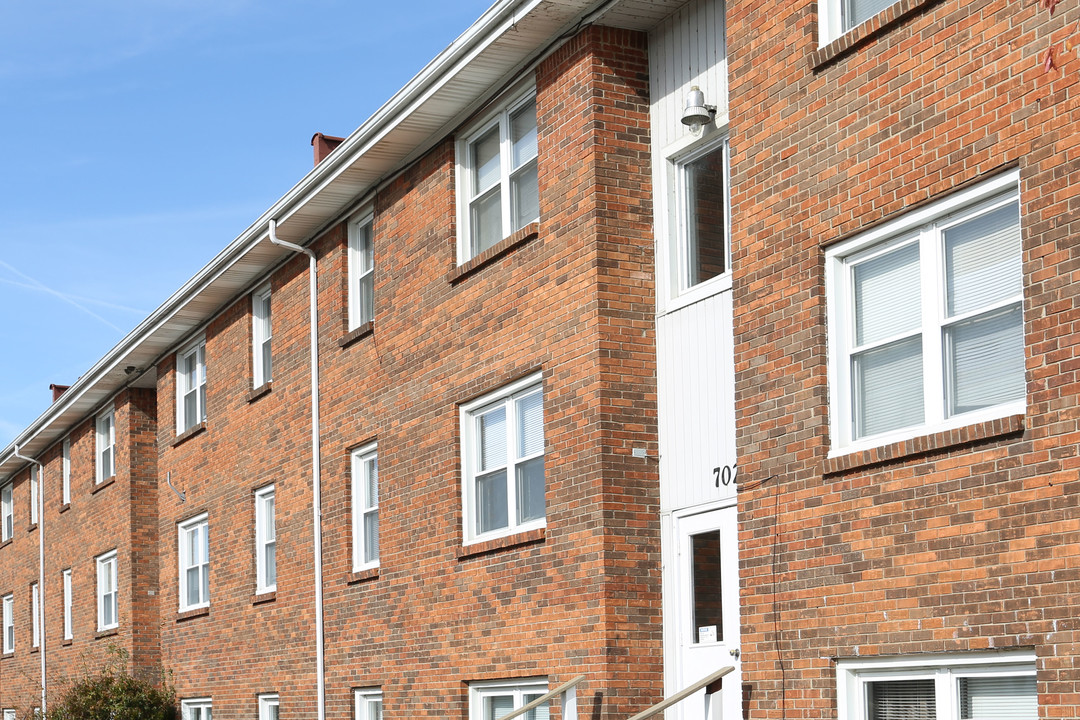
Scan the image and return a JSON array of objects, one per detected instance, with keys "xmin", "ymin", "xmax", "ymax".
[
  {"xmin": 959, "ymin": 676, "xmax": 1037, "ymax": 720},
  {"xmin": 470, "ymin": 680, "xmax": 549, "ymax": 720},
  {"xmin": 827, "ymin": 173, "xmax": 1024, "ymax": 451},
  {"xmin": 842, "ymin": 0, "xmax": 900, "ymax": 31},
  {"xmin": 867, "ymin": 679, "xmax": 936, "ymax": 720}
]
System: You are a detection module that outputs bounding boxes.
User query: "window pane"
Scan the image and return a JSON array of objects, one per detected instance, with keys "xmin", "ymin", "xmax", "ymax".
[
  {"xmin": 184, "ymin": 390, "xmax": 198, "ymax": 430},
  {"xmin": 471, "ymin": 188, "xmax": 502, "ymax": 255},
  {"xmin": 854, "ymin": 336, "xmax": 924, "ymax": 438},
  {"xmin": 511, "ymin": 100, "xmax": 538, "ymax": 168},
  {"xmin": 265, "ymin": 541, "xmax": 276, "ymax": 587},
  {"xmin": 371, "ymin": 700, "xmax": 382, "ymax": 720},
  {"xmin": 946, "ymin": 303, "xmax": 1025, "ymax": 415},
  {"xmin": 960, "ymin": 675, "xmax": 1037, "ymax": 720},
  {"xmin": 867, "ymin": 679, "xmax": 935, "ymax": 720},
  {"xmin": 517, "ymin": 391, "xmax": 544, "ymax": 457},
  {"xmin": 364, "ymin": 511, "xmax": 379, "ymax": 563},
  {"xmin": 359, "ymin": 273, "xmax": 374, "ymax": 325},
  {"xmin": 201, "ymin": 566, "xmax": 209, "ymax": 604},
  {"xmin": 853, "ymin": 241, "xmax": 921, "ymax": 346},
  {"xmin": 472, "ymin": 127, "xmax": 502, "ymax": 194},
  {"xmin": 945, "ymin": 203, "xmax": 1022, "ymax": 317},
  {"xmin": 691, "ymin": 530, "xmax": 723, "ymax": 643},
  {"xmin": 843, "ymin": 0, "xmax": 899, "ymax": 30},
  {"xmin": 511, "ymin": 159, "xmax": 539, "ymax": 231},
  {"xmin": 524, "ymin": 698, "xmax": 549, "ymax": 720},
  {"xmin": 686, "ymin": 145, "xmax": 727, "ymax": 286},
  {"xmin": 261, "ymin": 340, "xmax": 272, "ymax": 382},
  {"xmin": 485, "ymin": 695, "xmax": 515, "ymax": 720},
  {"xmin": 479, "ymin": 407, "xmax": 507, "ymax": 471},
  {"xmin": 186, "ymin": 568, "xmax": 201, "ymax": 606},
  {"xmin": 365, "ymin": 456, "xmax": 378, "ymax": 509},
  {"xmin": 516, "ymin": 457, "xmax": 545, "ymax": 524},
  {"xmin": 476, "ymin": 469, "xmax": 508, "ymax": 535}
]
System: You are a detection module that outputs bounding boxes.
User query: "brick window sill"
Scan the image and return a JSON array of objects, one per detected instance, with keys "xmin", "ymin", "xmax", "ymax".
[
  {"xmin": 28, "ymin": 523, "xmax": 37, "ymax": 533},
  {"xmin": 172, "ymin": 422, "xmax": 207, "ymax": 448},
  {"xmin": 251, "ymin": 591, "xmax": 276, "ymax": 606},
  {"xmin": 59, "ymin": 503, "xmax": 71, "ymax": 514},
  {"xmin": 347, "ymin": 568, "xmax": 379, "ymax": 585},
  {"xmin": 30, "ymin": 647, "xmax": 39, "ymax": 654},
  {"xmin": 92, "ymin": 476, "xmax": 116, "ymax": 495},
  {"xmin": 457, "ymin": 528, "xmax": 546, "ymax": 560},
  {"xmin": 61, "ymin": 639, "xmax": 73, "ymax": 647},
  {"xmin": 1, "ymin": 652, "xmax": 11, "ymax": 660},
  {"xmin": 176, "ymin": 606, "xmax": 210, "ymax": 622},
  {"xmin": 0, "ymin": 538, "xmax": 10, "ymax": 551},
  {"xmin": 94, "ymin": 628, "xmax": 119, "ymax": 640},
  {"xmin": 810, "ymin": 0, "xmax": 942, "ymax": 70},
  {"xmin": 447, "ymin": 223, "xmax": 540, "ymax": 285},
  {"xmin": 339, "ymin": 321, "xmax": 374, "ymax": 349},
  {"xmin": 822, "ymin": 414, "xmax": 1025, "ymax": 476},
  {"xmin": 247, "ymin": 382, "xmax": 272, "ymax": 403}
]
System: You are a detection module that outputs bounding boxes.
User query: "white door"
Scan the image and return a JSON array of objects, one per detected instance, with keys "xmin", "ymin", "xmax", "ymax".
[{"xmin": 674, "ymin": 506, "xmax": 741, "ymax": 720}]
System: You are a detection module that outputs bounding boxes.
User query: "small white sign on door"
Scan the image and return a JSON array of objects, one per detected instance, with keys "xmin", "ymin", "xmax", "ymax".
[{"xmin": 698, "ymin": 625, "xmax": 717, "ymax": 644}]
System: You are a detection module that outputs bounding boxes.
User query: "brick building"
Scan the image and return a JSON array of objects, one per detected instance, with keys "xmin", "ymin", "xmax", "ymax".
[{"xmin": 1, "ymin": 1, "xmax": 1077, "ymax": 720}]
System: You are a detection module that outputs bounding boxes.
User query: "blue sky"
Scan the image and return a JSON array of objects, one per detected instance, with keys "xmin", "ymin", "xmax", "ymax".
[{"xmin": 0, "ymin": 0, "xmax": 495, "ymax": 446}]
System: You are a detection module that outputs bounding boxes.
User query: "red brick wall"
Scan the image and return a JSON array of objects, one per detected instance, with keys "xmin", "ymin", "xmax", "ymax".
[{"xmin": 728, "ymin": 0, "xmax": 1080, "ymax": 717}]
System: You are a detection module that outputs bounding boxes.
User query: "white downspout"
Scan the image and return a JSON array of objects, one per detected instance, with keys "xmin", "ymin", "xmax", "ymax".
[
  {"xmin": 12, "ymin": 445, "xmax": 45, "ymax": 717},
  {"xmin": 267, "ymin": 219, "xmax": 326, "ymax": 720}
]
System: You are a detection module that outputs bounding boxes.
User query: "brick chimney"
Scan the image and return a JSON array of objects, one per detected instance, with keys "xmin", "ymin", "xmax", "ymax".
[
  {"xmin": 311, "ymin": 133, "xmax": 345, "ymax": 166},
  {"xmin": 50, "ymin": 384, "xmax": 69, "ymax": 403}
]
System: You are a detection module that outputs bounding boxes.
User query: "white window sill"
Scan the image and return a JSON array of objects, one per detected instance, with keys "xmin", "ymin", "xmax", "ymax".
[{"xmin": 662, "ymin": 272, "xmax": 733, "ymax": 316}]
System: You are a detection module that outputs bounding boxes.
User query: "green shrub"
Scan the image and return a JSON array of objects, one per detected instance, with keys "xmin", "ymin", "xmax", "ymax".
[{"xmin": 46, "ymin": 646, "xmax": 176, "ymax": 720}]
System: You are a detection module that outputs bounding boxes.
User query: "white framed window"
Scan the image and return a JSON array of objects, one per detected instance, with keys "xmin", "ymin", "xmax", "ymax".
[
  {"xmin": 177, "ymin": 338, "xmax": 207, "ymax": 434},
  {"xmin": 469, "ymin": 678, "xmax": 549, "ymax": 720},
  {"xmin": 31, "ymin": 582, "xmax": 39, "ymax": 648},
  {"xmin": 62, "ymin": 568, "xmax": 72, "ymax": 640},
  {"xmin": 96, "ymin": 550, "xmax": 118, "ymax": 630},
  {"xmin": 3, "ymin": 709, "xmax": 14, "ymax": 720},
  {"xmin": 178, "ymin": 514, "xmax": 209, "ymax": 611},
  {"xmin": 62, "ymin": 438, "xmax": 71, "ymax": 505},
  {"xmin": 826, "ymin": 172, "xmax": 1024, "ymax": 454},
  {"xmin": 2, "ymin": 593, "xmax": 13, "ymax": 654},
  {"xmin": 672, "ymin": 135, "xmax": 730, "ymax": 297},
  {"xmin": 351, "ymin": 444, "xmax": 379, "ymax": 571},
  {"xmin": 96, "ymin": 406, "xmax": 115, "ymax": 483},
  {"xmin": 456, "ymin": 85, "xmax": 539, "ymax": 263},
  {"xmin": 348, "ymin": 214, "xmax": 375, "ymax": 330},
  {"xmin": 258, "ymin": 693, "xmax": 279, "ymax": 720},
  {"xmin": 253, "ymin": 285, "xmax": 273, "ymax": 388},
  {"xmin": 460, "ymin": 374, "xmax": 545, "ymax": 544},
  {"xmin": 181, "ymin": 698, "xmax": 212, "ymax": 720},
  {"xmin": 354, "ymin": 688, "xmax": 383, "ymax": 720},
  {"xmin": 255, "ymin": 485, "xmax": 276, "ymax": 593},
  {"xmin": 30, "ymin": 466, "xmax": 39, "ymax": 526},
  {"xmin": 820, "ymin": 0, "xmax": 901, "ymax": 45},
  {"xmin": 837, "ymin": 651, "xmax": 1037, "ymax": 720},
  {"xmin": 1, "ymin": 482, "xmax": 12, "ymax": 542}
]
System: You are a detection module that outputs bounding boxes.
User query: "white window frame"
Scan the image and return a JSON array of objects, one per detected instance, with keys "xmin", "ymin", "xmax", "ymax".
[
  {"xmin": 460, "ymin": 373, "xmax": 546, "ymax": 545},
  {"xmin": 837, "ymin": 651, "xmax": 1037, "ymax": 720},
  {"xmin": 178, "ymin": 514, "xmax": 210, "ymax": 611},
  {"xmin": 176, "ymin": 338, "xmax": 207, "ymax": 434},
  {"xmin": 819, "ymin": 0, "xmax": 902, "ymax": 45},
  {"xmin": 255, "ymin": 485, "xmax": 276, "ymax": 594},
  {"xmin": 31, "ymin": 582, "xmax": 39, "ymax": 648},
  {"xmin": 253, "ymin": 284, "xmax": 272, "ymax": 388},
  {"xmin": 96, "ymin": 406, "xmax": 115, "ymax": 484},
  {"xmin": 348, "ymin": 213, "xmax": 376, "ymax": 330},
  {"xmin": 1, "ymin": 482, "xmax": 12, "ymax": 542},
  {"xmin": 826, "ymin": 171, "xmax": 1024, "ymax": 456},
  {"xmin": 2, "ymin": 593, "xmax": 12, "ymax": 654},
  {"xmin": 181, "ymin": 698, "xmax": 212, "ymax": 720},
  {"xmin": 258, "ymin": 693, "xmax": 279, "ymax": 720},
  {"xmin": 62, "ymin": 568, "xmax": 72, "ymax": 641},
  {"xmin": 469, "ymin": 678, "xmax": 549, "ymax": 720},
  {"xmin": 351, "ymin": 443, "xmax": 379, "ymax": 571},
  {"xmin": 354, "ymin": 688, "xmax": 383, "ymax": 720},
  {"xmin": 96, "ymin": 550, "xmax": 118, "ymax": 631},
  {"xmin": 62, "ymin": 438, "xmax": 71, "ymax": 505},
  {"xmin": 3, "ymin": 709, "xmax": 15, "ymax": 720},
  {"xmin": 29, "ymin": 466, "xmax": 39, "ymax": 526},
  {"xmin": 455, "ymin": 83, "xmax": 539, "ymax": 264}
]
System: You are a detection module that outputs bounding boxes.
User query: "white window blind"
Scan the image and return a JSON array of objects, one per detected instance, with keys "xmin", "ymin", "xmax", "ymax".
[
  {"xmin": 867, "ymin": 679, "xmax": 936, "ymax": 720},
  {"xmin": 843, "ymin": 0, "xmax": 899, "ymax": 30},
  {"xmin": 959, "ymin": 676, "xmax": 1037, "ymax": 720}
]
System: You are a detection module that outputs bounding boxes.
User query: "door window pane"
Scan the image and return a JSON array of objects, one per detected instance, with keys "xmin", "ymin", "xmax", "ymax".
[{"xmin": 691, "ymin": 530, "xmax": 724, "ymax": 644}]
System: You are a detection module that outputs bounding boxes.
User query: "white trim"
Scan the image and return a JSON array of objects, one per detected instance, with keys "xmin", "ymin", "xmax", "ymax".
[
  {"xmin": 181, "ymin": 698, "xmax": 213, "ymax": 720},
  {"xmin": 460, "ymin": 372, "xmax": 546, "ymax": 545},
  {"xmin": 351, "ymin": 443, "xmax": 379, "ymax": 572},
  {"xmin": 176, "ymin": 337, "xmax": 207, "ymax": 434},
  {"xmin": 31, "ymin": 582, "xmax": 39, "ymax": 648},
  {"xmin": 252, "ymin": 284, "xmax": 273, "ymax": 388},
  {"xmin": 96, "ymin": 550, "xmax": 118, "ymax": 631},
  {"xmin": 29, "ymin": 466, "xmax": 38, "ymax": 526},
  {"xmin": 0, "ymin": 481, "xmax": 11, "ymax": 542},
  {"xmin": 2, "ymin": 593, "xmax": 13, "ymax": 654},
  {"xmin": 818, "ymin": 0, "xmax": 902, "ymax": 46},
  {"xmin": 61, "ymin": 439, "xmax": 71, "ymax": 505},
  {"xmin": 255, "ymin": 485, "xmax": 277, "ymax": 594},
  {"xmin": 353, "ymin": 688, "xmax": 383, "ymax": 720},
  {"xmin": 178, "ymin": 513, "xmax": 210, "ymax": 611},
  {"xmin": 62, "ymin": 568, "xmax": 72, "ymax": 641},
  {"xmin": 825, "ymin": 170, "xmax": 1024, "ymax": 456},
  {"xmin": 468, "ymin": 678, "xmax": 549, "ymax": 720},
  {"xmin": 258, "ymin": 693, "xmax": 279, "ymax": 720},
  {"xmin": 348, "ymin": 212, "xmax": 376, "ymax": 330},
  {"xmin": 455, "ymin": 81, "xmax": 539, "ymax": 265},
  {"xmin": 95, "ymin": 406, "xmax": 115, "ymax": 483}
]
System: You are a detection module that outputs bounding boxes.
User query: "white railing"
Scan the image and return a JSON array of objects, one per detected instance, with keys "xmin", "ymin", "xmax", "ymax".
[
  {"xmin": 499, "ymin": 675, "xmax": 586, "ymax": 720},
  {"xmin": 626, "ymin": 666, "xmax": 734, "ymax": 720}
]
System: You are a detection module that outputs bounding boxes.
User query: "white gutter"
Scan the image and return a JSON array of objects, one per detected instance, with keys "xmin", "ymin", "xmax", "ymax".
[
  {"xmin": 12, "ymin": 446, "xmax": 45, "ymax": 717},
  {"xmin": 267, "ymin": 219, "xmax": 326, "ymax": 720}
]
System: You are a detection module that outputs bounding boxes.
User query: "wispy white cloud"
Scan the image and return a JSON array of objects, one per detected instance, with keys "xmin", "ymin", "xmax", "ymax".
[
  {"xmin": 0, "ymin": 277, "xmax": 146, "ymax": 315},
  {"xmin": 0, "ymin": 259, "xmax": 125, "ymax": 332}
]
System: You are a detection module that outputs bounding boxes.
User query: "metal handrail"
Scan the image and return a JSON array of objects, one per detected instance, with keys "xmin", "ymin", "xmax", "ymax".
[
  {"xmin": 626, "ymin": 666, "xmax": 734, "ymax": 720},
  {"xmin": 499, "ymin": 675, "xmax": 587, "ymax": 720}
]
